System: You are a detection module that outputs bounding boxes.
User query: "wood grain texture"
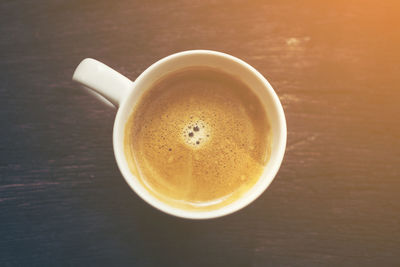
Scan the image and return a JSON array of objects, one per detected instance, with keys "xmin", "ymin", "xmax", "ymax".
[{"xmin": 0, "ymin": 0, "xmax": 399, "ymax": 266}]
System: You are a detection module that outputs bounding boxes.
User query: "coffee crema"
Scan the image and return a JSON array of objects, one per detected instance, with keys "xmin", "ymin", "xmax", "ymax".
[{"xmin": 124, "ymin": 67, "xmax": 271, "ymax": 211}]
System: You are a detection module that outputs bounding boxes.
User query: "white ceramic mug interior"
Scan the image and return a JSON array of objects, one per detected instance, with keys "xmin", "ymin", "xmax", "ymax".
[{"xmin": 72, "ymin": 50, "xmax": 286, "ymax": 219}]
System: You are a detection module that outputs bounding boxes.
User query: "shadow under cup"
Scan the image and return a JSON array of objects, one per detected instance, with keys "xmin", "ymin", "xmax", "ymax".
[{"xmin": 113, "ymin": 51, "xmax": 286, "ymax": 219}]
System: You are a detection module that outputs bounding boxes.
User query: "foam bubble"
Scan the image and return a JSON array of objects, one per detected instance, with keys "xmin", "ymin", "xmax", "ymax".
[{"xmin": 181, "ymin": 118, "xmax": 210, "ymax": 148}]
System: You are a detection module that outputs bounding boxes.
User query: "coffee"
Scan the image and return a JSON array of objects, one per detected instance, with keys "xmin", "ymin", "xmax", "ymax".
[{"xmin": 124, "ymin": 67, "xmax": 271, "ymax": 210}]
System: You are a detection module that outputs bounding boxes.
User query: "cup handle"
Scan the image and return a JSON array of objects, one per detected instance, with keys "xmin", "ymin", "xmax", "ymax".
[{"xmin": 72, "ymin": 58, "xmax": 133, "ymax": 107}]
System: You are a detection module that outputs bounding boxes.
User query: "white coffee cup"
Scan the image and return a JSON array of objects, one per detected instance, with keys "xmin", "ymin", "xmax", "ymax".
[{"xmin": 72, "ymin": 50, "xmax": 286, "ymax": 219}]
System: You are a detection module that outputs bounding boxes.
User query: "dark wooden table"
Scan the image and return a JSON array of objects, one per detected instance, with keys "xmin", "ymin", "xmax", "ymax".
[{"xmin": 1, "ymin": 0, "xmax": 399, "ymax": 266}]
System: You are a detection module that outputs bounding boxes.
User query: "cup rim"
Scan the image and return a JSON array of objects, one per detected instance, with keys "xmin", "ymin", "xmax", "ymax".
[{"xmin": 113, "ymin": 50, "xmax": 287, "ymax": 219}]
